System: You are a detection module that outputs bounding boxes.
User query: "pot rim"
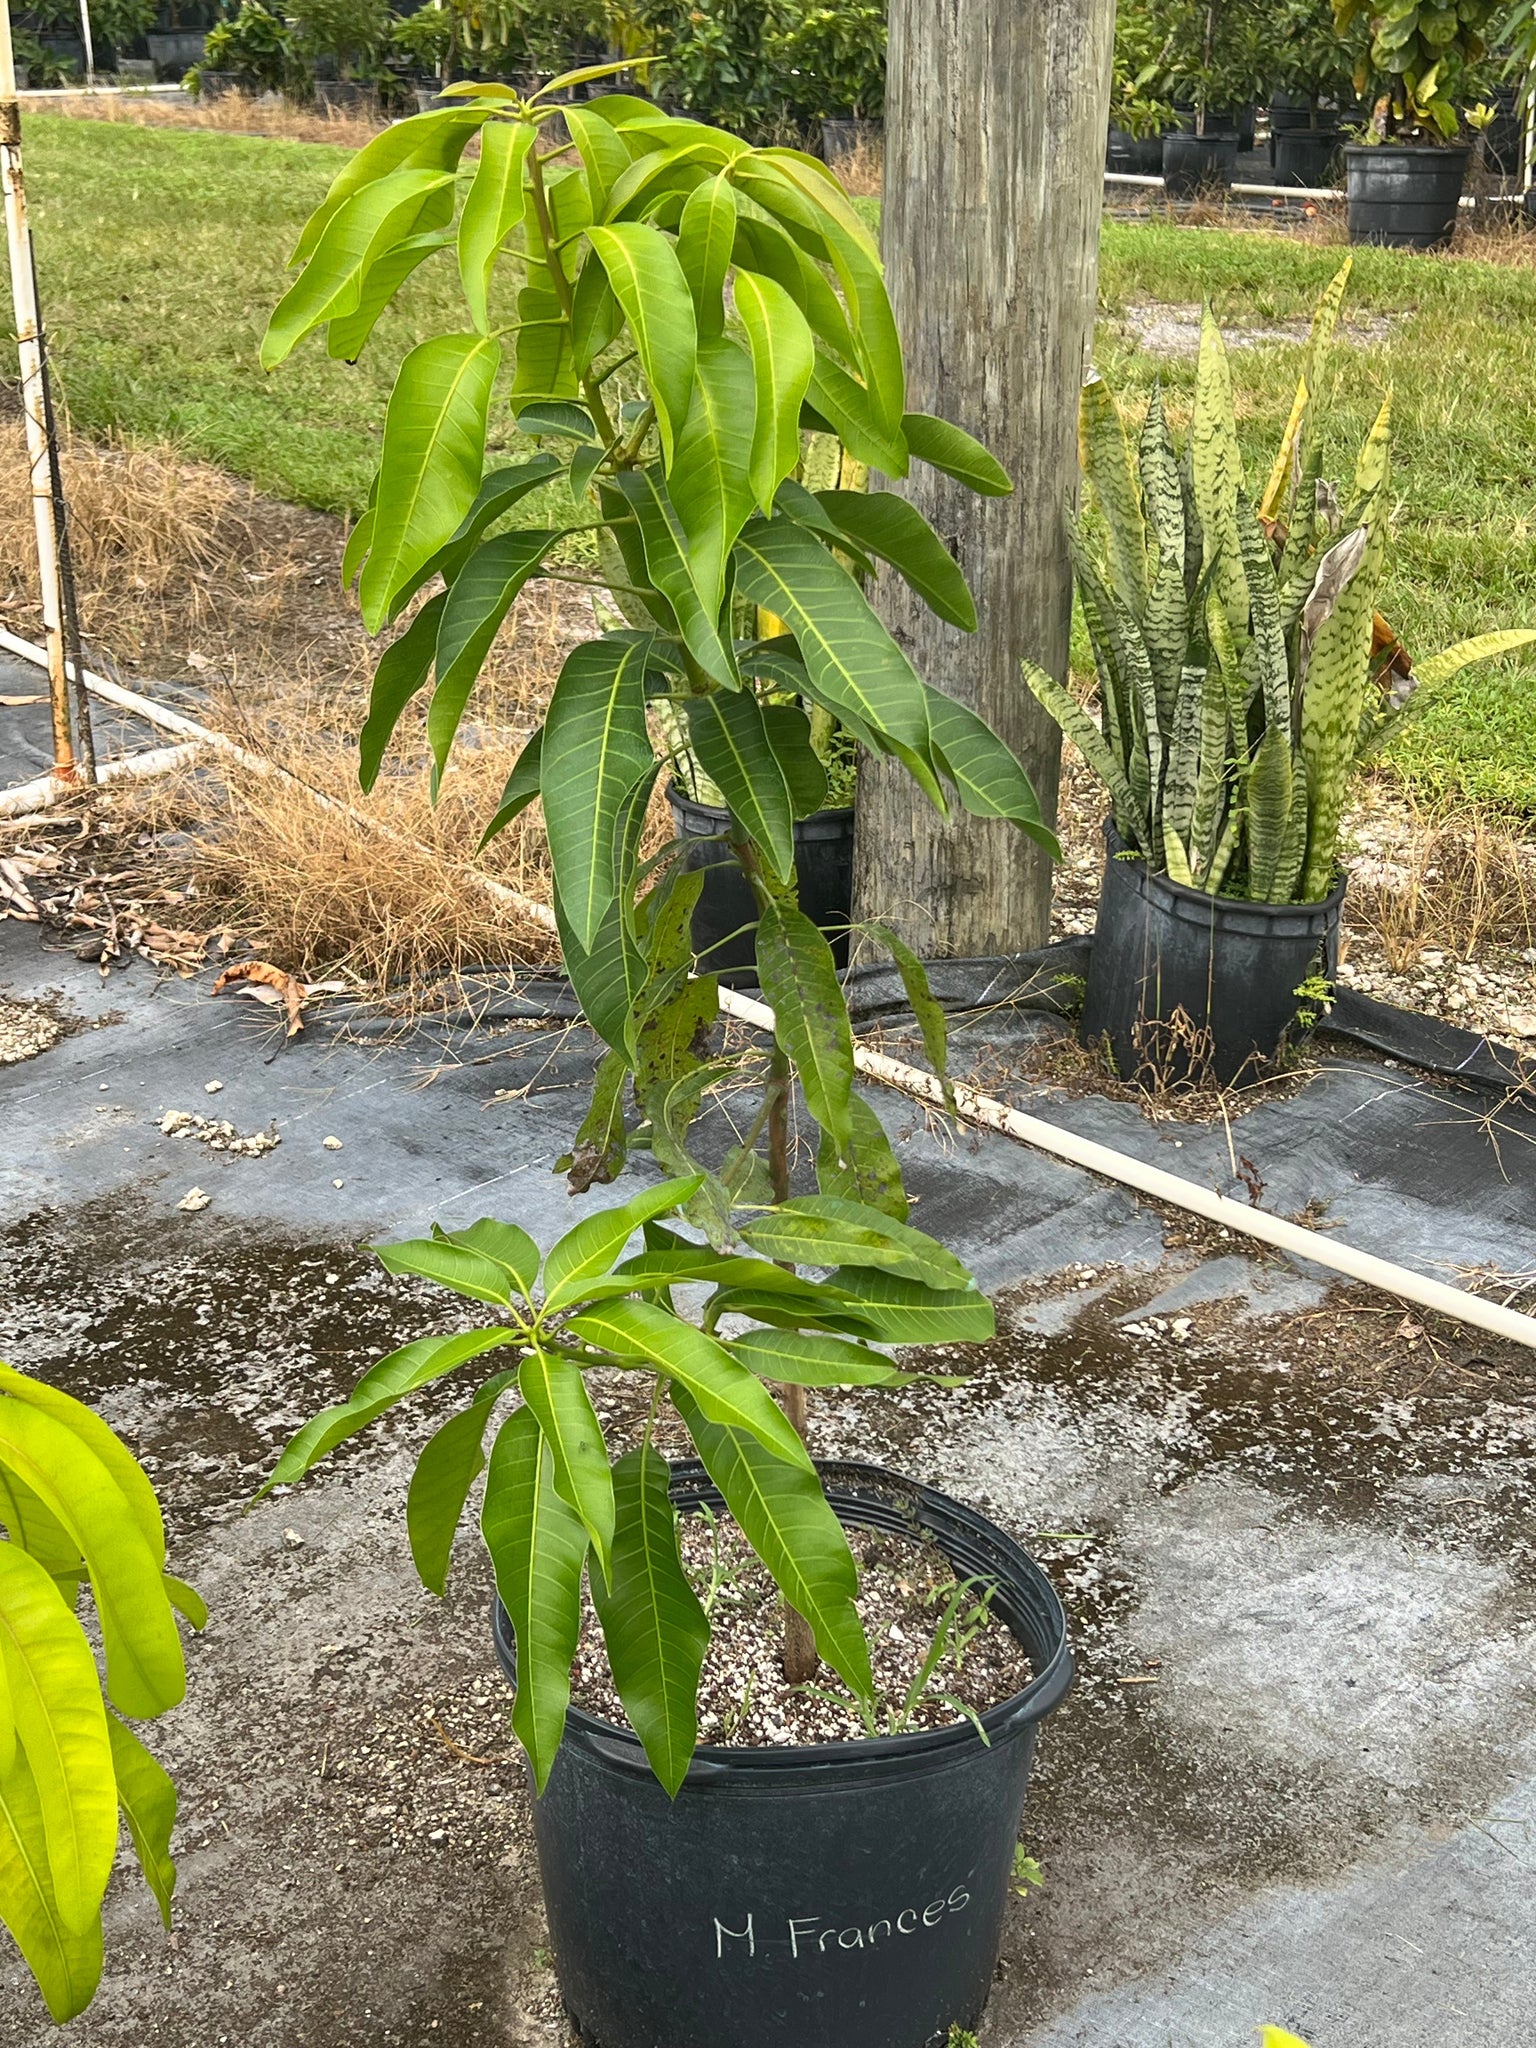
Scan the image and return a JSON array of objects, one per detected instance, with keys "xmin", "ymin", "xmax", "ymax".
[
  {"xmin": 494, "ymin": 1457, "xmax": 1073, "ymax": 1778},
  {"xmin": 1103, "ymin": 821, "xmax": 1346, "ymax": 917},
  {"xmin": 1341, "ymin": 140, "xmax": 1471, "ymax": 159}
]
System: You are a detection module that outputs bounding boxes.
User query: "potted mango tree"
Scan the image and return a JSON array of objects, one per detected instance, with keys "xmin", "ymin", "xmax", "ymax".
[
  {"xmin": 1333, "ymin": 0, "xmax": 1501, "ymax": 244},
  {"xmin": 260, "ymin": 69, "xmax": 1070, "ymax": 2048},
  {"xmin": 1024, "ymin": 259, "xmax": 1535, "ymax": 1086}
]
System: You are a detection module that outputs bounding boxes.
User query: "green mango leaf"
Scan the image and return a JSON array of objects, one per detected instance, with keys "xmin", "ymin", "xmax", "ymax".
[
  {"xmin": 359, "ymin": 333, "xmax": 501, "ymax": 633},
  {"xmin": 815, "ymin": 490, "xmax": 976, "ymax": 632},
  {"xmin": 429, "ymin": 528, "xmax": 561, "ymax": 775},
  {"xmin": 516, "ymin": 401, "xmax": 598, "ymax": 441},
  {"xmin": 160, "ymin": 1574, "xmax": 206, "ymax": 1631},
  {"xmin": 805, "ymin": 354, "xmax": 909, "ymax": 477},
  {"xmin": 342, "ymin": 502, "xmax": 375, "ymax": 591},
  {"xmin": 733, "ymin": 272, "xmax": 815, "ymax": 515},
  {"xmin": 815, "ymin": 1093, "xmax": 909, "ymax": 1221},
  {"xmin": 587, "ymin": 222, "xmax": 698, "ymax": 469},
  {"xmin": 754, "ymin": 899, "xmax": 855, "ymax": 1165},
  {"xmin": 565, "ymin": 106, "xmax": 632, "ymax": 215},
  {"xmin": 733, "ymin": 518, "xmax": 933, "ymax": 756},
  {"xmin": 106, "ymin": 1715, "xmax": 177, "ymax": 1930},
  {"xmin": 262, "ymin": 167, "xmax": 455, "ymax": 369},
  {"xmin": 374, "ymin": 1236, "xmax": 518, "ymax": 1304},
  {"xmin": 0, "ymin": 1747, "xmax": 103, "ymax": 2022},
  {"xmin": 518, "ymin": 1347, "xmax": 616, "ymax": 1577},
  {"xmin": 615, "ymin": 1248, "xmax": 834, "ymax": 1293},
  {"xmin": 570, "ymin": 251, "xmax": 624, "ymax": 375},
  {"xmin": 290, "ymin": 105, "xmax": 489, "ymax": 266},
  {"xmin": 609, "ymin": 471, "xmax": 736, "ymax": 688},
  {"xmin": 669, "ymin": 338, "xmax": 758, "ymax": 621},
  {"xmin": 358, "ymin": 592, "xmax": 447, "ymax": 792},
  {"xmin": 480, "ymin": 1409, "xmax": 588, "ymax": 1794},
  {"xmin": 902, "ymin": 411, "xmax": 1012, "ymax": 496},
  {"xmin": 263, "ymin": 1328, "xmax": 520, "ymax": 1491},
  {"xmin": 0, "ymin": 1365, "xmax": 165, "ymax": 1569},
  {"xmin": 388, "ymin": 456, "xmax": 564, "ymax": 623},
  {"xmin": 741, "ymin": 1195, "xmax": 974, "ymax": 1290},
  {"xmin": 564, "ymin": 1301, "xmax": 811, "ymax": 1469},
  {"xmin": 669, "ymin": 1385, "xmax": 871, "ymax": 1697},
  {"xmin": 0, "ymin": 1544, "xmax": 115, "ymax": 1932},
  {"xmin": 703, "ymin": 1283, "xmax": 881, "ymax": 1338},
  {"xmin": 589, "ymin": 1445, "xmax": 709, "ymax": 1797},
  {"xmin": 731, "ymin": 1328, "xmax": 907, "ymax": 1387},
  {"xmin": 923, "ymin": 685, "xmax": 1062, "ymax": 855},
  {"xmin": 676, "ymin": 170, "xmax": 738, "ymax": 340},
  {"xmin": 457, "ymin": 118, "xmax": 535, "ymax": 334},
  {"xmin": 554, "ymin": 836, "xmax": 650, "ymax": 1056},
  {"xmin": 0, "ymin": 1400, "xmax": 183, "ymax": 1721},
  {"xmin": 761, "ymin": 701, "xmax": 828, "ymax": 818},
  {"xmin": 542, "ymin": 635, "xmax": 656, "ymax": 952},
  {"xmin": 511, "ymin": 278, "xmax": 577, "ymax": 408},
  {"xmin": 828, "ymin": 1267, "xmax": 998, "ymax": 1344},
  {"xmin": 865, "ymin": 922, "xmax": 956, "ymax": 1116},
  {"xmin": 432, "ymin": 1218, "xmax": 541, "ymax": 1298},
  {"xmin": 328, "ymin": 222, "xmax": 455, "ymax": 364},
  {"xmin": 478, "ymin": 725, "xmax": 545, "ymax": 849},
  {"xmin": 406, "ymin": 1370, "xmax": 519, "ymax": 1595},
  {"xmin": 542, "ymin": 1176, "xmax": 705, "ymax": 1311},
  {"xmin": 0, "ymin": 1466, "xmax": 80, "ymax": 1586},
  {"xmin": 684, "ymin": 691, "xmax": 796, "ymax": 885}
]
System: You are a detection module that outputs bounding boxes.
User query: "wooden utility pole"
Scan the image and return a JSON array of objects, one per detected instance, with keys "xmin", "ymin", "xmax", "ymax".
[
  {"xmin": 852, "ymin": 0, "xmax": 1115, "ymax": 955},
  {"xmin": 1, "ymin": 0, "xmax": 77, "ymax": 783}
]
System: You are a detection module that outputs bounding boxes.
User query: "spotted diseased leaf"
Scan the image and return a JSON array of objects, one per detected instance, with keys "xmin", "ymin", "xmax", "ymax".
[
  {"xmin": 815, "ymin": 1094, "xmax": 908, "ymax": 1221},
  {"xmin": 754, "ymin": 900, "xmax": 855, "ymax": 1165}
]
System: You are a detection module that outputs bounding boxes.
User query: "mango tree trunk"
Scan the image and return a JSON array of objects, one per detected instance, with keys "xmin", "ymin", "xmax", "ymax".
[{"xmin": 852, "ymin": 0, "xmax": 1115, "ymax": 954}]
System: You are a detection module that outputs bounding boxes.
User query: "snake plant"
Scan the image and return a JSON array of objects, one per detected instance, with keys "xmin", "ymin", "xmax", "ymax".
[{"xmin": 1025, "ymin": 257, "xmax": 1536, "ymax": 905}]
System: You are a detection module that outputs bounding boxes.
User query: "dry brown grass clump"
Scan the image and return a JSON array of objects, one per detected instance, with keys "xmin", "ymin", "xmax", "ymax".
[
  {"xmin": 53, "ymin": 88, "xmax": 387, "ymax": 149},
  {"xmin": 1344, "ymin": 782, "xmax": 1536, "ymax": 971},
  {"xmin": 825, "ymin": 133, "xmax": 883, "ymax": 198}
]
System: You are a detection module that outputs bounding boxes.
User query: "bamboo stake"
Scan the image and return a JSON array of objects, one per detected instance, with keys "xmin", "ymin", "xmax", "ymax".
[
  {"xmin": 0, "ymin": 4, "xmax": 74, "ymax": 784},
  {"xmin": 3, "ymin": 625, "xmax": 1535, "ymax": 1356}
]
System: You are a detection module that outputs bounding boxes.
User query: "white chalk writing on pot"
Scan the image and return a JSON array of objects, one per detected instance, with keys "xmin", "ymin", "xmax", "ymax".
[{"xmin": 713, "ymin": 1885, "xmax": 972, "ymax": 1961}]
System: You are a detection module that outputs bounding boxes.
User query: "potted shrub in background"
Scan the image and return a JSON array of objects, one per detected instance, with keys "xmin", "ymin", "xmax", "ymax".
[
  {"xmin": 1024, "ymin": 260, "xmax": 1535, "ymax": 1086},
  {"xmin": 260, "ymin": 69, "xmax": 1069, "ymax": 2048},
  {"xmin": 1334, "ymin": 0, "xmax": 1501, "ymax": 244},
  {"xmin": 768, "ymin": 1, "xmax": 886, "ymax": 163},
  {"xmin": 289, "ymin": 0, "xmax": 389, "ymax": 110},
  {"xmin": 1157, "ymin": 0, "xmax": 1272, "ymax": 196},
  {"xmin": 388, "ymin": 0, "xmax": 452, "ymax": 105},
  {"xmin": 1106, "ymin": 5, "xmax": 1179, "ymax": 176},
  {"xmin": 0, "ymin": 1361, "xmax": 202, "ymax": 2024},
  {"xmin": 1268, "ymin": 0, "xmax": 1362, "ymax": 186},
  {"xmin": 198, "ymin": 0, "xmax": 294, "ymax": 100}
]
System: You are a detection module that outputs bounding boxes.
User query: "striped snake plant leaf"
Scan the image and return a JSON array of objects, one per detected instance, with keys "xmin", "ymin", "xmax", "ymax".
[
  {"xmin": 1021, "ymin": 660, "xmax": 1149, "ymax": 852},
  {"xmin": 1298, "ymin": 396, "xmax": 1393, "ymax": 901},
  {"xmin": 1273, "ymin": 771, "xmax": 1311, "ymax": 904},
  {"xmin": 1237, "ymin": 499, "xmax": 1293, "ymax": 746},
  {"xmin": 1137, "ymin": 386, "xmax": 1191, "ymax": 724},
  {"xmin": 1066, "ymin": 518, "xmax": 1134, "ymax": 771},
  {"xmin": 1079, "ymin": 374, "xmax": 1148, "ymax": 616},
  {"xmin": 1191, "ymin": 308, "xmax": 1250, "ymax": 640},
  {"xmin": 1259, "ymin": 259, "xmax": 1351, "ymax": 528},
  {"xmin": 1161, "ymin": 820, "xmax": 1194, "ymax": 885},
  {"xmin": 1163, "ymin": 662, "xmax": 1206, "ymax": 856},
  {"xmin": 1246, "ymin": 723, "xmax": 1294, "ymax": 901},
  {"xmin": 1260, "ymin": 374, "xmax": 1310, "ymax": 530},
  {"xmin": 1191, "ymin": 656, "xmax": 1231, "ymax": 880},
  {"xmin": 1075, "ymin": 552, "xmax": 1166, "ymax": 841}
]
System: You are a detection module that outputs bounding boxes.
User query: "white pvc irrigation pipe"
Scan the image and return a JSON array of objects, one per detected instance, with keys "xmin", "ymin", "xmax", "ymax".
[
  {"xmin": 0, "ymin": 738, "xmax": 200, "ymax": 815},
  {"xmin": 1103, "ymin": 168, "xmax": 1526, "ymax": 209},
  {"xmin": 5, "ymin": 626, "xmax": 1534, "ymax": 1353}
]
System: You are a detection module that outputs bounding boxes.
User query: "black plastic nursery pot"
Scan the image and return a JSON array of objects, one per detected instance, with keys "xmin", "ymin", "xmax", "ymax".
[
  {"xmin": 1273, "ymin": 127, "xmax": 1342, "ymax": 189},
  {"xmin": 1106, "ymin": 125, "xmax": 1166, "ymax": 176},
  {"xmin": 1081, "ymin": 826, "xmax": 1346, "ymax": 1087},
  {"xmin": 822, "ymin": 117, "xmax": 883, "ymax": 162},
  {"xmin": 1161, "ymin": 130, "xmax": 1240, "ymax": 200},
  {"xmin": 493, "ymin": 1460, "xmax": 1072, "ymax": 2048},
  {"xmin": 1344, "ymin": 143, "xmax": 1468, "ymax": 248},
  {"xmin": 668, "ymin": 785, "xmax": 854, "ymax": 982}
]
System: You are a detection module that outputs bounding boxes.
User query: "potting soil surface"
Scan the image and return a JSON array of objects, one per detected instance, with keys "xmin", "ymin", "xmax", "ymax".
[{"xmin": 4, "ymin": 702, "xmax": 1536, "ymax": 2044}]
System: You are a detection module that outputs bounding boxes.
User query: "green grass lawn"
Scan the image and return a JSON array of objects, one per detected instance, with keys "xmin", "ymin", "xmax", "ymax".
[{"xmin": 7, "ymin": 116, "xmax": 1536, "ymax": 812}]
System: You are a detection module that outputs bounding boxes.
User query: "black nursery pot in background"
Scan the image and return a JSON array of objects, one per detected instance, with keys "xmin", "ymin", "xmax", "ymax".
[
  {"xmin": 495, "ymin": 1461, "xmax": 1072, "ymax": 2048},
  {"xmin": 1344, "ymin": 143, "xmax": 1469, "ymax": 249},
  {"xmin": 1082, "ymin": 827, "xmax": 1345, "ymax": 1086},
  {"xmin": 1161, "ymin": 130, "xmax": 1240, "ymax": 200},
  {"xmin": 668, "ymin": 786, "xmax": 854, "ymax": 982},
  {"xmin": 1273, "ymin": 128, "xmax": 1342, "ymax": 189}
]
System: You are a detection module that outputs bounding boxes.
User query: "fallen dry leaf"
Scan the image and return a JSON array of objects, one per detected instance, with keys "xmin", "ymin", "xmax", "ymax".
[
  {"xmin": 211, "ymin": 959, "xmax": 307, "ymax": 1036},
  {"xmin": 176, "ymin": 1187, "xmax": 211, "ymax": 1212}
]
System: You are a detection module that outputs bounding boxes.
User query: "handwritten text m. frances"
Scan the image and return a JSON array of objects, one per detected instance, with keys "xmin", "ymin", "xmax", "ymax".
[{"xmin": 714, "ymin": 1886, "xmax": 971, "ymax": 1961}]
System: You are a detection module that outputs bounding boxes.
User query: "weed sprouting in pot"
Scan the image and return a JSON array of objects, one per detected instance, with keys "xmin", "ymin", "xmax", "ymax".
[
  {"xmin": 1010, "ymin": 1846, "xmax": 1045, "ymax": 1899},
  {"xmin": 259, "ymin": 64, "xmax": 1058, "ymax": 1799},
  {"xmin": 796, "ymin": 1575, "xmax": 999, "ymax": 1741}
]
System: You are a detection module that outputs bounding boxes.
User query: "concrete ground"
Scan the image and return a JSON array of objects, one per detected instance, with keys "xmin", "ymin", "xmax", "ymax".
[{"xmin": 3, "ymin": 859, "xmax": 1536, "ymax": 2045}]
